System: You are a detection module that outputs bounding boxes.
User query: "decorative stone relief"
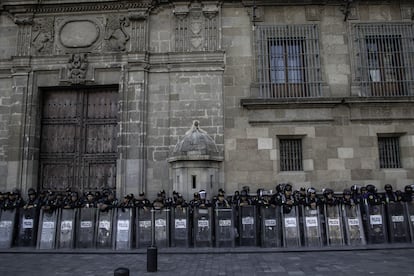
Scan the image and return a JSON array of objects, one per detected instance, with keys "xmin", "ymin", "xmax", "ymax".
[
  {"xmin": 128, "ymin": 10, "xmax": 149, "ymax": 52},
  {"xmin": 31, "ymin": 17, "xmax": 55, "ymax": 55},
  {"xmin": 173, "ymin": 1, "xmax": 220, "ymax": 52},
  {"xmin": 104, "ymin": 15, "xmax": 131, "ymax": 52},
  {"xmin": 306, "ymin": 6, "xmax": 321, "ymax": 21},
  {"xmin": 13, "ymin": 14, "xmax": 34, "ymax": 56},
  {"xmin": 55, "ymin": 16, "xmax": 105, "ymax": 54},
  {"xmin": 67, "ymin": 53, "xmax": 89, "ymax": 84},
  {"xmin": 401, "ymin": 6, "xmax": 414, "ymax": 20}
]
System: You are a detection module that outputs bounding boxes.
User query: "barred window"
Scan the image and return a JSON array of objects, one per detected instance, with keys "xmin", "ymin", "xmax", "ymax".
[
  {"xmin": 279, "ymin": 138, "xmax": 303, "ymax": 171},
  {"xmin": 378, "ymin": 136, "xmax": 401, "ymax": 169},
  {"xmin": 351, "ymin": 23, "xmax": 414, "ymax": 97},
  {"xmin": 256, "ymin": 24, "xmax": 322, "ymax": 99}
]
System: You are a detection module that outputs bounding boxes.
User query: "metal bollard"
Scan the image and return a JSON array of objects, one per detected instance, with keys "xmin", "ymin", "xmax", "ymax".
[
  {"xmin": 147, "ymin": 245, "xmax": 158, "ymax": 272},
  {"xmin": 114, "ymin": 267, "xmax": 129, "ymax": 276},
  {"xmin": 147, "ymin": 209, "xmax": 158, "ymax": 272}
]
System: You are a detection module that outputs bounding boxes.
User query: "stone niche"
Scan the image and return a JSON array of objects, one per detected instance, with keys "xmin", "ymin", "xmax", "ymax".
[{"xmin": 168, "ymin": 120, "xmax": 223, "ymax": 200}]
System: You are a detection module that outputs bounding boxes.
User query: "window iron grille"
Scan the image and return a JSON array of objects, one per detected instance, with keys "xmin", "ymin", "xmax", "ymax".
[
  {"xmin": 279, "ymin": 138, "xmax": 303, "ymax": 171},
  {"xmin": 256, "ymin": 24, "xmax": 322, "ymax": 99},
  {"xmin": 378, "ymin": 136, "xmax": 401, "ymax": 169},
  {"xmin": 352, "ymin": 23, "xmax": 414, "ymax": 97}
]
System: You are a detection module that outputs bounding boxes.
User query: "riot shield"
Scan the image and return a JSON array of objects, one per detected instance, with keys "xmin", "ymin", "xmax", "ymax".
[
  {"xmin": 96, "ymin": 209, "xmax": 113, "ymax": 249},
  {"xmin": 238, "ymin": 205, "xmax": 257, "ymax": 246},
  {"xmin": 37, "ymin": 210, "xmax": 58, "ymax": 249},
  {"xmin": 365, "ymin": 204, "xmax": 388, "ymax": 244},
  {"xmin": 57, "ymin": 208, "xmax": 77, "ymax": 249},
  {"xmin": 154, "ymin": 208, "xmax": 170, "ymax": 248},
  {"xmin": 405, "ymin": 201, "xmax": 414, "ymax": 242},
  {"xmin": 281, "ymin": 205, "xmax": 301, "ymax": 247},
  {"xmin": 215, "ymin": 207, "xmax": 235, "ymax": 248},
  {"xmin": 76, "ymin": 208, "xmax": 97, "ymax": 248},
  {"xmin": 260, "ymin": 206, "xmax": 281, "ymax": 248},
  {"xmin": 0, "ymin": 209, "xmax": 17, "ymax": 248},
  {"xmin": 302, "ymin": 206, "xmax": 322, "ymax": 247},
  {"xmin": 17, "ymin": 208, "xmax": 39, "ymax": 247},
  {"xmin": 386, "ymin": 202, "xmax": 410, "ymax": 243},
  {"xmin": 136, "ymin": 207, "xmax": 152, "ymax": 248},
  {"xmin": 171, "ymin": 207, "xmax": 190, "ymax": 247},
  {"xmin": 193, "ymin": 207, "xmax": 212, "ymax": 247},
  {"xmin": 324, "ymin": 205, "xmax": 344, "ymax": 246},
  {"xmin": 342, "ymin": 204, "xmax": 366, "ymax": 246},
  {"xmin": 114, "ymin": 208, "xmax": 134, "ymax": 250}
]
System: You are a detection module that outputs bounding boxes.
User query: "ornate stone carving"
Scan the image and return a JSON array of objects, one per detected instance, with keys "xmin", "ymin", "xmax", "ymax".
[
  {"xmin": 306, "ymin": 6, "xmax": 321, "ymax": 21},
  {"xmin": 401, "ymin": 6, "xmax": 414, "ymax": 20},
  {"xmin": 14, "ymin": 15, "xmax": 34, "ymax": 25},
  {"xmin": 105, "ymin": 15, "xmax": 131, "ymax": 51},
  {"xmin": 31, "ymin": 17, "xmax": 55, "ymax": 55},
  {"xmin": 173, "ymin": 2, "xmax": 220, "ymax": 52},
  {"xmin": 67, "ymin": 53, "xmax": 88, "ymax": 84}
]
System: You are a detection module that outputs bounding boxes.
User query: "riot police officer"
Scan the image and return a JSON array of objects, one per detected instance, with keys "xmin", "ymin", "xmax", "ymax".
[
  {"xmin": 119, "ymin": 193, "xmax": 135, "ymax": 209},
  {"xmin": 173, "ymin": 193, "xmax": 188, "ymax": 208},
  {"xmin": 383, "ymin": 184, "xmax": 397, "ymax": 203},
  {"xmin": 135, "ymin": 192, "xmax": 151, "ymax": 209},
  {"xmin": 152, "ymin": 192, "xmax": 165, "ymax": 210},
  {"xmin": 323, "ymin": 188, "xmax": 340, "ymax": 206},
  {"xmin": 98, "ymin": 190, "xmax": 118, "ymax": 211},
  {"xmin": 341, "ymin": 189, "xmax": 356, "ymax": 206},
  {"xmin": 197, "ymin": 190, "xmax": 212, "ymax": 208},
  {"xmin": 82, "ymin": 191, "xmax": 98, "ymax": 208},
  {"xmin": 403, "ymin": 185, "xmax": 414, "ymax": 202},
  {"xmin": 238, "ymin": 189, "xmax": 252, "ymax": 207},
  {"xmin": 281, "ymin": 183, "xmax": 297, "ymax": 213},
  {"xmin": 63, "ymin": 191, "xmax": 82, "ymax": 209},
  {"xmin": 4, "ymin": 189, "xmax": 24, "ymax": 210},
  {"xmin": 306, "ymin": 188, "xmax": 321, "ymax": 209},
  {"xmin": 215, "ymin": 192, "xmax": 231, "ymax": 208},
  {"xmin": 23, "ymin": 188, "xmax": 39, "ymax": 210}
]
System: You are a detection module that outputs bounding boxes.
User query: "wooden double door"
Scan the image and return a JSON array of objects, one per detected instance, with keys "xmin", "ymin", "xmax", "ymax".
[{"xmin": 39, "ymin": 86, "xmax": 118, "ymax": 193}]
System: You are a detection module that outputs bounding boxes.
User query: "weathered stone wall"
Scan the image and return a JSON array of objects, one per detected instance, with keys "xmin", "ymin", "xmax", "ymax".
[
  {"xmin": 224, "ymin": 2, "xmax": 414, "ymax": 193},
  {"xmin": 0, "ymin": 0, "xmax": 413, "ymax": 198}
]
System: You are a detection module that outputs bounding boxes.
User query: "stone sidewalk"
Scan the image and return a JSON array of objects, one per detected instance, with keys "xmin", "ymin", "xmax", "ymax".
[{"xmin": 0, "ymin": 247, "xmax": 414, "ymax": 276}]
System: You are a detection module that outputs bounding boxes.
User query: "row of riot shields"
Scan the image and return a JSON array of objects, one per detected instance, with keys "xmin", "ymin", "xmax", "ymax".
[
  {"xmin": 1, "ymin": 202, "xmax": 414, "ymax": 249},
  {"xmin": 361, "ymin": 201, "xmax": 414, "ymax": 244}
]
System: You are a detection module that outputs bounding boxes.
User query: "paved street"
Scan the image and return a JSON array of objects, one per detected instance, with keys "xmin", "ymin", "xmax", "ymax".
[{"xmin": 0, "ymin": 248, "xmax": 414, "ymax": 276}]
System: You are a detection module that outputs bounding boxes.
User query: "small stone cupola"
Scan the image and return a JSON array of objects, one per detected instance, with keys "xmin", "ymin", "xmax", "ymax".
[{"xmin": 168, "ymin": 120, "xmax": 223, "ymax": 200}]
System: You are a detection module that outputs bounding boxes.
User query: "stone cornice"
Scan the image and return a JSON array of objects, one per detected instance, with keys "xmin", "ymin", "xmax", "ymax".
[
  {"xmin": 2, "ymin": 0, "xmax": 154, "ymax": 16},
  {"xmin": 241, "ymin": 96, "xmax": 414, "ymax": 109}
]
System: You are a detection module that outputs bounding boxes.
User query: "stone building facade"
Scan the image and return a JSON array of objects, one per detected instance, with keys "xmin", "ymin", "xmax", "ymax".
[{"xmin": 0, "ymin": 0, "xmax": 413, "ymax": 199}]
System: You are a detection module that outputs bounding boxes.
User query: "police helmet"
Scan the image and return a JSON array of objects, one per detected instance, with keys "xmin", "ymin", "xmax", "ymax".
[
  {"xmin": 366, "ymin": 184, "xmax": 377, "ymax": 193},
  {"xmin": 405, "ymin": 185, "xmax": 413, "ymax": 193},
  {"xmin": 28, "ymin": 188, "xmax": 36, "ymax": 196},
  {"xmin": 343, "ymin": 189, "xmax": 352, "ymax": 196},
  {"xmin": 384, "ymin": 184, "xmax": 393, "ymax": 192},
  {"xmin": 284, "ymin": 184, "xmax": 292, "ymax": 192}
]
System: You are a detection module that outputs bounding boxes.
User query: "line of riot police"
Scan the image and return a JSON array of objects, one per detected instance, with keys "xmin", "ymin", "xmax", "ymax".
[{"xmin": 0, "ymin": 183, "xmax": 414, "ymax": 249}]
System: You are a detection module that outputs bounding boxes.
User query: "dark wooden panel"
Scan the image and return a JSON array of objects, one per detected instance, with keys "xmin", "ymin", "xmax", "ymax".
[
  {"xmin": 40, "ymin": 124, "xmax": 76, "ymax": 154},
  {"xmin": 82, "ymin": 161, "xmax": 116, "ymax": 191},
  {"xmin": 40, "ymin": 87, "xmax": 118, "ymax": 193},
  {"xmin": 40, "ymin": 162, "xmax": 74, "ymax": 191},
  {"xmin": 42, "ymin": 90, "xmax": 78, "ymax": 120}
]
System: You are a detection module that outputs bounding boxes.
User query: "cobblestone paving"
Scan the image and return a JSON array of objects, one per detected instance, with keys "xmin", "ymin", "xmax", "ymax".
[{"xmin": 0, "ymin": 249, "xmax": 414, "ymax": 276}]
